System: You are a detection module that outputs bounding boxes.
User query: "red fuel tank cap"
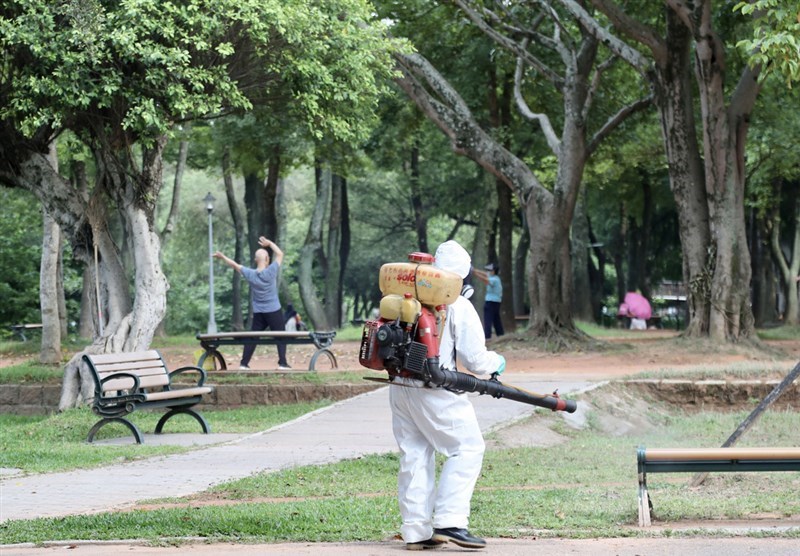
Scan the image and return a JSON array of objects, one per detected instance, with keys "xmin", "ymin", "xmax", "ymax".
[{"xmin": 408, "ymin": 252, "xmax": 434, "ymax": 264}]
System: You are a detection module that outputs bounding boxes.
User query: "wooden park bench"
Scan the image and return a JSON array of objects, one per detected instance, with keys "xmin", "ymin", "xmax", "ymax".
[
  {"xmin": 637, "ymin": 446, "xmax": 800, "ymax": 526},
  {"xmin": 83, "ymin": 350, "xmax": 214, "ymax": 444},
  {"xmin": 195, "ymin": 330, "xmax": 338, "ymax": 371},
  {"xmin": 9, "ymin": 323, "xmax": 43, "ymax": 341}
]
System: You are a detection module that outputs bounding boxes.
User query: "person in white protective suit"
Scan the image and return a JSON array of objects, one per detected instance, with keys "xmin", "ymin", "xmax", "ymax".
[{"xmin": 389, "ymin": 240, "xmax": 506, "ymax": 551}]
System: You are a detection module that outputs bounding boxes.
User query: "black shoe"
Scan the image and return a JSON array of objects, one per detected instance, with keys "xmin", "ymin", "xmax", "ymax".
[
  {"xmin": 406, "ymin": 538, "xmax": 444, "ymax": 551},
  {"xmin": 432, "ymin": 527, "xmax": 486, "ymax": 549}
]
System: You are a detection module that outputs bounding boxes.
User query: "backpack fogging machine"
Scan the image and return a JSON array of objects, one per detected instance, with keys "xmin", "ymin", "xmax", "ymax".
[{"xmin": 359, "ymin": 252, "xmax": 577, "ymax": 413}]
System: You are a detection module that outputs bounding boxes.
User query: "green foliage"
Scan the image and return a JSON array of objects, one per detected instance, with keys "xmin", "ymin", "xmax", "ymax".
[
  {"xmin": 0, "ymin": 188, "xmax": 43, "ymax": 331},
  {"xmin": 735, "ymin": 1, "xmax": 800, "ymax": 84},
  {"xmin": 1, "ymin": 0, "xmax": 399, "ymax": 145}
]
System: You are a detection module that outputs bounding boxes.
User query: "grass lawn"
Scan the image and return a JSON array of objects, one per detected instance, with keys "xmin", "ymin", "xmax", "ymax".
[
  {"xmin": 2, "ymin": 399, "xmax": 798, "ymax": 545},
  {"xmin": 0, "ymin": 401, "xmax": 332, "ymax": 475}
]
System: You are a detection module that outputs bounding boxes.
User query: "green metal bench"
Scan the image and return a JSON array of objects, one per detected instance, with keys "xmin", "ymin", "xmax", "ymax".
[
  {"xmin": 195, "ymin": 330, "xmax": 338, "ymax": 371},
  {"xmin": 83, "ymin": 350, "xmax": 214, "ymax": 444},
  {"xmin": 637, "ymin": 446, "xmax": 800, "ymax": 526}
]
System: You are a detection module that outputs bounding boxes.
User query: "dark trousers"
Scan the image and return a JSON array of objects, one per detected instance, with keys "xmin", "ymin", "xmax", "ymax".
[
  {"xmin": 483, "ymin": 301, "xmax": 504, "ymax": 339},
  {"xmin": 241, "ymin": 309, "xmax": 288, "ymax": 367}
]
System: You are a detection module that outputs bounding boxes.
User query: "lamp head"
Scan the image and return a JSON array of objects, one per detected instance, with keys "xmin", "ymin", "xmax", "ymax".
[{"xmin": 203, "ymin": 192, "xmax": 216, "ymax": 213}]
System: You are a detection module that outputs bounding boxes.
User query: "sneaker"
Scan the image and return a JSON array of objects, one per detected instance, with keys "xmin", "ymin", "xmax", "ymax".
[
  {"xmin": 238, "ymin": 365, "xmax": 250, "ymax": 371},
  {"xmin": 277, "ymin": 363, "xmax": 292, "ymax": 370},
  {"xmin": 432, "ymin": 527, "xmax": 486, "ymax": 549},
  {"xmin": 406, "ymin": 538, "xmax": 443, "ymax": 551}
]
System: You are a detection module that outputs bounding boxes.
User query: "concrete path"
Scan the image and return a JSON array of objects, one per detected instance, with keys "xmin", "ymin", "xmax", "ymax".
[
  {"xmin": 0, "ymin": 376, "xmax": 589, "ymax": 523},
  {"xmin": 3, "ymin": 376, "xmax": 798, "ymax": 556},
  {"xmin": 5, "ymin": 536, "xmax": 800, "ymax": 556}
]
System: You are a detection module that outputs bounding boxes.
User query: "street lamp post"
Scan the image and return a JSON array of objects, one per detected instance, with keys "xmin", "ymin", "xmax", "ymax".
[{"xmin": 204, "ymin": 192, "xmax": 217, "ymax": 334}]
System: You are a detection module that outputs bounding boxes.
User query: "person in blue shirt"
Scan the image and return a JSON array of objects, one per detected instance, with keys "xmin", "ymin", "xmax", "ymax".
[
  {"xmin": 214, "ymin": 236, "xmax": 290, "ymax": 370},
  {"xmin": 473, "ymin": 262, "xmax": 505, "ymax": 339}
]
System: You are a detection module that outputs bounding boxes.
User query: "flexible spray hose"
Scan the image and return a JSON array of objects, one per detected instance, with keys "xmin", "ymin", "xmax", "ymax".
[{"xmin": 425, "ymin": 357, "xmax": 577, "ymax": 413}]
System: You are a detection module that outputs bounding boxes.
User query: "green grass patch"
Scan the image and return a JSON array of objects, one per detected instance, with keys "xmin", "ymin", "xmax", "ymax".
[
  {"xmin": 0, "ymin": 401, "xmax": 331, "ymax": 475},
  {"xmin": 0, "ymin": 360, "xmax": 63, "ymax": 383},
  {"xmin": 757, "ymin": 325, "xmax": 800, "ymax": 341},
  {"xmin": 625, "ymin": 361, "xmax": 796, "ymax": 380},
  {"xmin": 3, "ymin": 403, "xmax": 797, "ymax": 544}
]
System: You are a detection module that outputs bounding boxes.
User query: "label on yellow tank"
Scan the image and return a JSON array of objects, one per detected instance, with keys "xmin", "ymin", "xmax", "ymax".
[{"xmin": 379, "ymin": 262, "xmax": 462, "ymax": 306}]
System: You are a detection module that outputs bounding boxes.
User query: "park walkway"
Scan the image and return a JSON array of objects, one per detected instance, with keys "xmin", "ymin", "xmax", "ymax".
[{"xmin": 0, "ymin": 376, "xmax": 591, "ymax": 523}]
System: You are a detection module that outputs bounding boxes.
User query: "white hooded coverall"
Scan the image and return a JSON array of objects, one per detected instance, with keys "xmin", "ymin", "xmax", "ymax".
[{"xmin": 389, "ymin": 241, "xmax": 503, "ymax": 543}]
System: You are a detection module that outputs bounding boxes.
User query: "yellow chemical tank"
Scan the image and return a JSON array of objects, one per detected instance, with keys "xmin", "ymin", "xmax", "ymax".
[
  {"xmin": 379, "ymin": 262, "xmax": 462, "ymax": 307},
  {"xmin": 379, "ymin": 293, "xmax": 422, "ymax": 323}
]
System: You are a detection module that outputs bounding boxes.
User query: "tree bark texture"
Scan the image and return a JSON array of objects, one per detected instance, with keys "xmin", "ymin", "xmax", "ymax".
[
  {"xmin": 394, "ymin": 49, "xmax": 592, "ymax": 342},
  {"xmin": 39, "ymin": 141, "xmax": 63, "ymax": 363},
  {"xmin": 298, "ymin": 163, "xmax": 332, "ymax": 330},
  {"xmin": 1, "ymin": 130, "xmax": 169, "ymax": 408},
  {"xmin": 160, "ymin": 129, "xmax": 189, "ymax": 246},
  {"xmin": 325, "ymin": 174, "xmax": 344, "ymax": 326},
  {"xmin": 222, "ymin": 148, "xmax": 245, "ymax": 330},
  {"xmin": 579, "ymin": 0, "xmax": 761, "ymax": 341},
  {"xmin": 770, "ymin": 187, "xmax": 800, "ymax": 325},
  {"xmin": 513, "ymin": 217, "xmax": 530, "ymax": 317},
  {"xmin": 571, "ymin": 198, "xmax": 594, "ymax": 322},
  {"xmin": 409, "ymin": 143, "xmax": 429, "ymax": 253},
  {"xmin": 40, "ymin": 208, "xmax": 62, "ymax": 364}
]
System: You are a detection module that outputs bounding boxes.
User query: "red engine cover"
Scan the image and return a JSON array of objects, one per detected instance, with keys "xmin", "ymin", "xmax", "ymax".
[{"xmin": 359, "ymin": 319, "xmax": 386, "ymax": 370}]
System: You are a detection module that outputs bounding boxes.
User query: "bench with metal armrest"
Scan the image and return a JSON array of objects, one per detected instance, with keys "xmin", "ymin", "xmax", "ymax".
[
  {"xmin": 195, "ymin": 330, "xmax": 337, "ymax": 371},
  {"xmin": 83, "ymin": 350, "xmax": 214, "ymax": 444}
]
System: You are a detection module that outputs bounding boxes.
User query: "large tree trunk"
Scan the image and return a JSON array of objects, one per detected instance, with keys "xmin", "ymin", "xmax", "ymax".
[
  {"xmin": 648, "ymin": 9, "xmax": 712, "ymax": 337},
  {"xmin": 325, "ymin": 174, "xmax": 345, "ymax": 326},
  {"xmin": 409, "ymin": 142, "xmax": 429, "ymax": 253},
  {"xmin": 78, "ymin": 266, "xmax": 97, "ymax": 338},
  {"xmin": 3, "ymin": 134, "xmax": 168, "ymax": 408},
  {"xmin": 693, "ymin": 11, "xmax": 759, "ymax": 340},
  {"xmin": 513, "ymin": 217, "xmax": 530, "ymax": 318},
  {"xmin": 40, "ymin": 209, "xmax": 62, "ymax": 364},
  {"xmin": 160, "ymin": 129, "xmax": 189, "ymax": 246},
  {"xmin": 39, "ymin": 143, "xmax": 63, "ymax": 363},
  {"xmin": 579, "ymin": 0, "xmax": 760, "ymax": 341},
  {"xmin": 298, "ymin": 162, "xmax": 332, "ymax": 330},
  {"xmin": 628, "ymin": 176, "xmax": 653, "ymax": 298},
  {"xmin": 222, "ymin": 148, "xmax": 245, "ymax": 330},
  {"xmin": 770, "ymin": 186, "xmax": 800, "ymax": 325},
  {"xmin": 393, "ymin": 51, "xmax": 587, "ymax": 343},
  {"xmin": 571, "ymin": 197, "xmax": 594, "ymax": 322}
]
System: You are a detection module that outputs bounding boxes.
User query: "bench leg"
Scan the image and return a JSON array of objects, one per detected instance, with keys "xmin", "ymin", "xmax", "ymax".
[
  {"xmin": 155, "ymin": 408, "xmax": 211, "ymax": 435},
  {"xmin": 87, "ymin": 417, "xmax": 144, "ymax": 444},
  {"xmin": 638, "ymin": 473, "xmax": 652, "ymax": 527},
  {"xmin": 309, "ymin": 348, "xmax": 338, "ymax": 371},
  {"xmin": 198, "ymin": 349, "xmax": 226, "ymax": 371}
]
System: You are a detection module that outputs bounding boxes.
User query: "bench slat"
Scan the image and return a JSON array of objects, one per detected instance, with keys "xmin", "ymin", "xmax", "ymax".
[
  {"xmin": 197, "ymin": 331, "xmax": 319, "ymax": 339},
  {"xmin": 87, "ymin": 350, "xmax": 162, "ymax": 364},
  {"xmin": 101, "ymin": 375, "xmax": 169, "ymax": 391},
  {"xmin": 94, "ymin": 360, "xmax": 166, "ymax": 374},
  {"xmin": 143, "ymin": 386, "xmax": 213, "ymax": 401},
  {"xmin": 644, "ymin": 448, "xmax": 800, "ymax": 462}
]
